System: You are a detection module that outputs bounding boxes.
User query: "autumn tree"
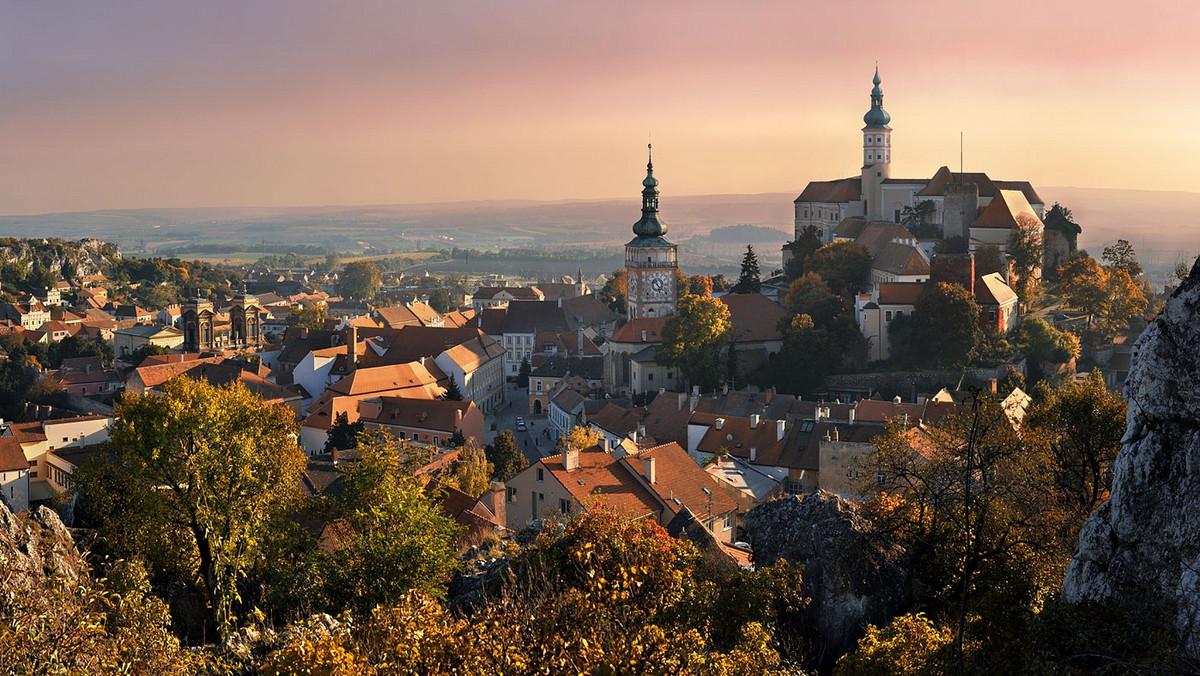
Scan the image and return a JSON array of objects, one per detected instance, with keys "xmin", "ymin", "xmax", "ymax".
[
  {"xmin": 1059, "ymin": 256, "xmax": 1148, "ymax": 333},
  {"xmin": 339, "ymin": 261, "xmax": 382, "ymax": 300},
  {"xmin": 974, "ymin": 245, "xmax": 1005, "ymax": 278},
  {"xmin": 804, "ymin": 241, "xmax": 872, "ymax": 297},
  {"xmin": 910, "ymin": 282, "xmax": 981, "ymax": 368},
  {"xmin": 688, "ymin": 274, "xmax": 714, "ymax": 297},
  {"xmin": 657, "ymin": 294, "xmax": 733, "ymax": 393},
  {"xmin": 555, "ymin": 424, "xmax": 603, "ymax": 453},
  {"xmin": 287, "ymin": 303, "xmax": 329, "ymax": 329},
  {"xmin": 486, "ymin": 430, "xmax": 528, "ymax": 481},
  {"xmin": 72, "ymin": 377, "xmax": 306, "ymax": 638},
  {"xmin": 599, "ymin": 268, "xmax": 628, "ymax": 313},
  {"xmin": 315, "ymin": 434, "xmax": 462, "ymax": 614},
  {"xmin": 675, "ymin": 267, "xmax": 690, "ymax": 299},
  {"xmin": 733, "ymin": 245, "xmax": 762, "ymax": 294}
]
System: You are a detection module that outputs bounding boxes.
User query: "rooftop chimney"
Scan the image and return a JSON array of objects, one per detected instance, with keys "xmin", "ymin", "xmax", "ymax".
[
  {"xmin": 484, "ymin": 481, "xmax": 506, "ymax": 525},
  {"xmin": 750, "ymin": 414, "xmax": 760, "ymax": 429},
  {"xmin": 331, "ymin": 446, "xmax": 340, "ymax": 465},
  {"xmin": 776, "ymin": 419, "xmax": 786, "ymax": 441},
  {"xmin": 749, "ymin": 446, "xmax": 757, "ymax": 462},
  {"xmin": 677, "ymin": 392, "xmax": 687, "ymax": 411},
  {"xmin": 346, "ymin": 325, "xmax": 357, "ymax": 372},
  {"xmin": 602, "ymin": 436, "xmax": 611, "ymax": 453},
  {"xmin": 715, "ymin": 417, "xmax": 725, "ymax": 431},
  {"xmin": 848, "ymin": 408, "xmax": 856, "ymax": 424},
  {"xmin": 564, "ymin": 446, "xmax": 580, "ymax": 471},
  {"xmin": 644, "ymin": 456, "xmax": 656, "ymax": 484}
]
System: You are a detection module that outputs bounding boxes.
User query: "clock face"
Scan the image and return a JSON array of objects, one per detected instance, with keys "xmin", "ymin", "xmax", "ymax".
[{"xmin": 647, "ymin": 271, "xmax": 669, "ymax": 298}]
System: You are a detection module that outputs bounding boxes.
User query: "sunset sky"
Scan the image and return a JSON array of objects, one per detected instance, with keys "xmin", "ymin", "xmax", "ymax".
[{"xmin": 1, "ymin": 1, "xmax": 1196, "ymax": 215}]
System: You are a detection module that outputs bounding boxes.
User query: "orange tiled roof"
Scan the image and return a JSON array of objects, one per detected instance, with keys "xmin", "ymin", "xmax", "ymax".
[
  {"xmin": 621, "ymin": 442, "xmax": 736, "ymax": 519},
  {"xmin": 795, "ymin": 177, "xmax": 862, "ymax": 203},
  {"xmin": 542, "ymin": 446, "xmax": 660, "ymax": 520},
  {"xmin": 610, "ymin": 317, "xmax": 669, "ymax": 344},
  {"xmin": 720, "ymin": 294, "xmax": 785, "ymax": 343}
]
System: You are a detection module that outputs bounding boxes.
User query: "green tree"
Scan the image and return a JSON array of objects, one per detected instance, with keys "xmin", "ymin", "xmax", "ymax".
[
  {"xmin": 710, "ymin": 273, "xmax": 730, "ymax": 292},
  {"xmin": 441, "ymin": 442, "xmax": 493, "ymax": 498},
  {"xmin": 287, "ymin": 303, "xmax": 330, "ymax": 329},
  {"xmin": 339, "ymin": 261, "xmax": 382, "ymax": 300},
  {"xmin": 428, "ymin": 288, "xmax": 453, "ymax": 313},
  {"xmin": 316, "ymin": 434, "xmax": 462, "ymax": 614},
  {"xmin": 805, "ymin": 241, "xmax": 871, "ymax": 297},
  {"xmin": 486, "ymin": 429, "xmax": 528, "ymax": 481},
  {"xmin": 324, "ymin": 411, "xmax": 366, "ymax": 454},
  {"xmin": 974, "ymin": 244, "xmax": 1005, "ymax": 277},
  {"xmin": 783, "ymin": 272, "xmax": 844, "ymax": 326},
  {"xmin": 517, "ymin": 357, "xmax": 531, "ymax": 389},
  {"xmin": 128, "ymin": 342, "xmax": 171, "ymax": 366},
  {"xmin": 443, "ymin": 373, "xmax": 464, "ymax": 401},
  {"xmin": 72, "ymin": 377, "xmax": 305, "ymax": 638},
  {"xmin": 1058, "ymin": 256, "xmax": 1108, "ymax": 327},
  {"xmin": 733, "ymin": 245, "xmax": 761, "ymax": 294},
  {"xmin": 835, "ymin": 613, "xmax": 954, "ymax": 675},
  {"xmin": 657, "ymin": 294, "xmax": 733, "ymax": 393},
  {"xmin": 900, "ymin": 200, "xmax": 939, "ymax": 239},
  {"xmin": 1025, "ymin": 371, "xmax": 1125, "ymax": 527},
  {"xmin": 911, "ymin": 282, "xmax": 981, "ymax": 368},
  {"xmin": 771, "ymin": 314, "xmax": 834, "ymax": 394},
  {"xmin": 1017, "ymin": 316, "xmax": 1081, "ymax": 365},
  {"xmin": 1102, "ymin": 238, "xmax": 1142, "ymax": 278},
  {"xmin": 783, "ymin": 224, "xmax": 823, "ymax": 282},
  {"xmin": 1007, "ymin": 215, "xmax": 1044, "ymax": 301}
]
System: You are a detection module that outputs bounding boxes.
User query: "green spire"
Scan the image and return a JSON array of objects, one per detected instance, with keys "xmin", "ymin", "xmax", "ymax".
[
  {"xmin": 632, "ymin": 144, "xmax": 667, "ymax": 238},
  {"xmin": 864, "ymin": 66, "xmax": 891, "ymax": 129}
]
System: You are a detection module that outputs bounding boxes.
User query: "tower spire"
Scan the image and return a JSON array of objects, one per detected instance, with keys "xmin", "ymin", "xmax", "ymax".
[{"xmin": 632, "ymin": 143, "xmax": 665, "ymax": 237}]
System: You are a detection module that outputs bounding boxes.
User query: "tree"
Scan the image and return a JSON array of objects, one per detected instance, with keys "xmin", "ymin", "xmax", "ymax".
[
  {"xmin": 339, "ymin": 261, "xmax": 382, "ymax": 300},
  {"xmin": 1058, "ymin": 256, "xmax": 1108, "ymax": 326},
  {"xmin": 783, "ymin": 273, "xmax": 843, "ymax": 327},
  {"xmin": 688, "ymin": 274, "xmax": 714, "ymax": 298},
  {"xmin": 1024, "ymin": 371, "xmax": 1125, "ymax": 527},
  {"xmin": 1043, "ymin": 202, "xmax": 1082, "ymax": 251},
  {"xmin": 675, "ymin": 267, "xmax": 690, "ymax": 300},
  {"xmin": 441, "ymin": 443, "xmax": 493, "ymax": 498},
  {"xmin": 1102, "ymin": 239, "xmax": 1142, "ymax": 278},
  {"xmin": 805, "ymin": 241, "xmax": 871, "ymax": 298},
  {"xmin": 770, "ymin": 314, "xmax": 834, "ymax": 394},
  {"xmin": 316, "ymin": 434, "xmax": 462, "ymax": 614},
  {"xmin": 72, "ymin": 377, "xmax": 306, "ymax": 638},
  {"xmin": 517, "ymin": 357, "xmax": 531, "ymax": 389},
  {"xmin": 974, "ymin": 245, "xmax": 1005, "ymax": 278},
  {"xmin": 836, "ymin": 613, "xmax": 954, "ymax": 675},
  {"xmin": 486, "ymin": 430, "xmax": 528, "ymax": 481},
  {"xmin": 784, "ymin": 224, "xmax": 824, "ymax": 282},
  {"xmin": 710, "ymin": 273, "xmax": 730, "ymax": 292},
  {"xmin": 555, "ymin": 425, "xmax": 603, "ymax": 454},
  {"xmin": 287, "ymin": 303, "xmax": 329, "ymax": 329},
  {"xmin": 1007, "ymin": 216, "xmax": 1044, "ymax": 301},
  {"xmin": 1017, "ymin": 317, "xmax": 1081, "ymax": 365},
  {"xmin": 428, "ymin": 288, "xmax": 453, "ymax": 313},
  {"xmin": 900, "ymin": 200, "xmax": 939, "ymax": 239},
  {"xmin": 911, "ymin": 282, "xmax": 981, "ymax": 368},
  {"xmin": 599, "ymin": 268, "xmax": 628, "ymax": 313},
  {"xmin": 657, "ymin": 294, "xmax": 733, "ymax": 393},
  {"xmin": 733, "ymin": 245, "xmax": 762, "ymax": 294},
  {"xmin": 128, "ymin": 342, "xmax": 171, "ymax": 366},
  {"xmin": 442, "ymin": 373, "xmax": 463, "ymax": 401},
  {"xmin": 1103, "ymin": 267, "xmax": 1148, "ymax": 331},
  {"xmin": 324, "ymin": 411, "xmax": 365, "ymax": 454}
]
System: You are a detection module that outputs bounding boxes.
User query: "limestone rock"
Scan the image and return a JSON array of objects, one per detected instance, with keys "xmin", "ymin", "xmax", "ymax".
[
  {"xmin": 1063, "ymin": 256, "xmax": 1200, "ymax": 656},
  {"xmin": 743, "ymin": 491, "xmax": 908, "ymax": 671},
  {"xmin": 0, "ymin": 500, "xmax": 84, "ymax": 590}
]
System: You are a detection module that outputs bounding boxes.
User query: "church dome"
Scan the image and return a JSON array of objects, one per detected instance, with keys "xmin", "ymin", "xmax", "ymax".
[
  {"xmin": 632, "ymin": 145, "xmax": 668, "ymax": 239},
  {"xmin": 863, "ymin": 66, "xmax": 891, "ymax": 129}
]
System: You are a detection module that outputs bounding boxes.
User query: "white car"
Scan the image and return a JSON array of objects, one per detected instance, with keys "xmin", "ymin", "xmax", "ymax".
[{"xmin": 516, "ymin": 416, "xmax": 526, "ymax": 431}]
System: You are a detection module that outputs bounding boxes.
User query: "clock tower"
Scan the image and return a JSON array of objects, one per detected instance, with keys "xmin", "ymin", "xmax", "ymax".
[{"xmin": 625, "ymin": 145, "xmax": 678, "ymax": 320}]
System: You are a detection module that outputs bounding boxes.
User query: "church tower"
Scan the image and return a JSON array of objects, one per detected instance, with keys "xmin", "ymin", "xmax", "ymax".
[
  {"xmin": 861, "ymin": 67, "xmax": 892, "ymax": 219},
  {"xmin": 625, "ymin": 145, "xmax": 678, "ymax": 320}
]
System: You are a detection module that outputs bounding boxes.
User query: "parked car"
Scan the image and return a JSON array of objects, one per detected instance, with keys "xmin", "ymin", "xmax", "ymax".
[{"xmin": 516, "ymin": 416, "xmax": 526, "ymax": 431}]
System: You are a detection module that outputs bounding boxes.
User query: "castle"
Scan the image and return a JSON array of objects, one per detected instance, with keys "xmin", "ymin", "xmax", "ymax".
[{"xmin": 782, "ymin": 68, "xmax": 1047, "ymax": 267}]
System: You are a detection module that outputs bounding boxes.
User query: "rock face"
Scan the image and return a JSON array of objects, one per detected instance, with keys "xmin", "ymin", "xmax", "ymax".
[
  {"xmin": 0, "ymin": 499, "xmax": 85, "ymax": 590},
  {"xmin": 1063, "ymin": 257, "xmax": 1200, "ymax": 656},
  {"xmin": 743, "ymin": 491, "xmax": 908, "ymax": 671}
]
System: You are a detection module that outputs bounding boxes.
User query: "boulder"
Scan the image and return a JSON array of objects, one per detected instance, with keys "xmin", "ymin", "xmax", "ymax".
[
  {"xmin": 0, "ymin": 500, "xmax": 85, "ymax": 590},
  {"xmin": 1063, "ymin": 256, "xmax": 1200, "ymax": 656},
  {"xmin": 743, "ymin": 491, "xmax": 908, "ymax": 670}
]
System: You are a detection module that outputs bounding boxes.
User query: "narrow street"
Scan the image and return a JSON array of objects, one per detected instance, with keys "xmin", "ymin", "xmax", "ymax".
[{"xmin": 485, "ymin": 382, "xmax": 553, "ymax": 464}]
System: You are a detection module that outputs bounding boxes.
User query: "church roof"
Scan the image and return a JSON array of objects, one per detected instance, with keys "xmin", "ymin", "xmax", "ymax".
[
  {"xmin": 610, "ymin": 316, "xmax": 669, "ymax": 344},
  {"xmin": 795, "ymin": 177, "xmax": 862, "ymax": 204}
]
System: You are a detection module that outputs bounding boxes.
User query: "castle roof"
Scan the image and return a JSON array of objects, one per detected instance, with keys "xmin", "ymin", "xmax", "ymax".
[{"xmin": 795, "ymin": 177, "xmax": 862, "ymax": 204}]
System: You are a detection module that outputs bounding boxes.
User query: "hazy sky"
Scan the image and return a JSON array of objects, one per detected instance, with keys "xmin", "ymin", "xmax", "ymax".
[{"xmin": 1, "ymin": 1, "xmax": 1197, "ymax": 214}]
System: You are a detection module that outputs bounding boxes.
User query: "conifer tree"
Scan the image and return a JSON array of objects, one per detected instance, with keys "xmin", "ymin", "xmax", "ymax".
[
  {"xmin": 443, "ymin": 373, "xmax": 464, "ymax": 401},
  {"xmin": 734, "ymin": 244, "xmax": 762, "ymax": 294}
]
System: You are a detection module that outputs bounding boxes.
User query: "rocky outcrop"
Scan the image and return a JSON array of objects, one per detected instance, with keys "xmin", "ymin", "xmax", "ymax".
[
  {"xmin": 1063, "ymin": 257, "xmax": 1200, "ymax": 656},
  {"xmin": 0, "ymin": 237, "xmax": 119, "ymax": 281},
  {"xmin": 0, "ymin": 499, "xmax": 85, "ymax": 590},
  {"xmin": 743, "ymin": 491, "xmax": 908, "ymax": 671}
]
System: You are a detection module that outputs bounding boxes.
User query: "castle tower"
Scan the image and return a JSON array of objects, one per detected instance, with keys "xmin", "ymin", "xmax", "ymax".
[
  {"xmin": 624, "ymin": 145, "xmax": 678, "ymax": 320},
  {"xmin": 182, "ymin": 298, "xmax": 214, "ymax": 352},
  {"xmin": 861, "ymin": 67, "xmax": 892, "ymax": 220}
]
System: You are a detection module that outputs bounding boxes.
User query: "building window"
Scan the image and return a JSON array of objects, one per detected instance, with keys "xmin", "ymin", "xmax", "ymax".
[
  {"xmin": 507, "ymin": 487, "xmax": 517, "ymax": 502},
  {"xmin": 397, "ymin": 431, "xmax": 406, "ymax": 440},
  {"xmin": 432, "ymin": 436, "xmax": 440, "ymax": 445},
  {"xmin": 885, "ymin": 311, "xmax": 893, "ymax": 322},
  {"xmin": 647, "ymin": 373, "xmax": 653, "ymax": 381},
  {"xmin": 536, "ymin": 468, "xmax": 544, "ymax": 482},
  {"xmin": 723, "ymin": 513, "xmax": 733, "ymax": 530},
  {"xmin": 559, "ymin": 499, "xmax": 571, "ymax": 514},
  {"xmin": 667, "ymin": 372, "xmax": 673, "ymax": 379}
]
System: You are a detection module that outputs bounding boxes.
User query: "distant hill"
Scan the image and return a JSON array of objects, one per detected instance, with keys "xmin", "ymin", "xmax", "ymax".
[{"xmin": 0, "ymin": 187, "xmax": 1195, "ymax": 279}]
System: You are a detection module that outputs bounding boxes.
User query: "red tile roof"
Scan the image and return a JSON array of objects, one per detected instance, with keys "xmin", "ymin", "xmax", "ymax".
[
  {"xmin": 610, "ymin": 317, "xmax": 669, "ymax": 344},
  {"xmin": 720, "ymin": 294, "xmax": 785, "ymax": 343},
  {"xmin": 542, "ymin": 446, "xmax": 660, "ymax": 520},
  {"xmin": 0, "ymin": 437, "xmax": 27, "ymax": 472},
  {"xmin": 795, "ymin": 177, "xmax": 862, "ymax": 203},
  {"xmin": 620, "ymin": 442, "xmax": 736, "ymax": 520}
]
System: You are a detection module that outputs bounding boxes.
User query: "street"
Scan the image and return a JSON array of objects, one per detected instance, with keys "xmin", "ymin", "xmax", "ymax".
[{"xmin": 485, "ymin": 381, "xmax": 554, "ymax": 464}]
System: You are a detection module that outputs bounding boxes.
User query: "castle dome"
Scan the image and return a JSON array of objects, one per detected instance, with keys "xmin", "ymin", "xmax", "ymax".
[{"xmin": 863, "ymin": 66, "xmax": 891, "ymax": 129}]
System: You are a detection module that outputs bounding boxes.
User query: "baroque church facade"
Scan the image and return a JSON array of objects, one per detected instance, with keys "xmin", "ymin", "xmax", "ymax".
[{"xmin": 783, "ymin": 69, "xmax": 1046, "ymax": 267}]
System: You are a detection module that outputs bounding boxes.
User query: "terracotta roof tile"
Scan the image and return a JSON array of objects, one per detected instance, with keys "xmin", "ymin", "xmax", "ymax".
[
  {"xmin": 542, "ymin": 446, "xmax": 661, "ymax": 520},
  {"xmin": 621, "ymin": 442, "xmax": 736, "ymax": 519},
  {"xmin": 795, "ymin": 177, "xmax": 862, "ymax": 203}
]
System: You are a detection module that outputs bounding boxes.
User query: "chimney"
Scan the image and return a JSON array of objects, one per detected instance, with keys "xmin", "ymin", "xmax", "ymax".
[
  {"xmin": 848, "ymin": 408, "xmax": 856, "ymax": 424},
  {"xmin": 715, "ymin": 417, "xmax": 725, "ymax": 431},
  {"xmin": 722, "ymin": 382, "xmax": 729, "ymax": 395},
  {"xmin": 658, "ymin": 387, "xmax": 665, "ymax": 396},
  {"xmin": 893, "ymin": 395, "xmax": 902, "ymax": 405},
  {"xmin": 692, "ymin": 385, "xmax": 700, "ymax": 396},
  {"xmin": 346, "ymin": 325, "xmax": 357, "ymax": 371},
  {"xmin": 484, "ymin": 481, "xmax": 506, "ymax": 525},
  {"xmin": 602, "ymin": 436, "xmax": 611, "ymax": 453},
  {"xmin": 419, "ymin": 356, "xmax": 426, "ymax": 365},
  {"xmin": 644, "ymin": 456, "xmax": 656, "ymax": 484},
  {"xmin": 776, "ymin": 419, "xmax": 786, "ymax": 441},
  {"xmin": 750, "ymin": 414, "xmax": 760, "ymax": 429},
  {"xmin": 678, "ymin": 392, "xmax": 686, "ymax": 411},
  {"xmin": 564, "ymin": 446, "xmax": 580, "ymax": 471},
  {"xmin": 456, "ymin": 408, "xmax": 463, "ymax": 424},
  {"xmin": 749, "ymin": 446, "xmax": 757, "ymax": 463},
  {"xmin": 331, "ymin": 446, "xmax": 339, "ymax": 465},
  {"xmin": 833, "ymin": 428, "xmax": 840, "ymax": 442}
]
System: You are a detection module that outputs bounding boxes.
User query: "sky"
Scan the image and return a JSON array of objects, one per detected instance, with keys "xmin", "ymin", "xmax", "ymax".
[{"xmin": 1, "ymin": 0, "xmax": 1198, "ymax": 215}]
